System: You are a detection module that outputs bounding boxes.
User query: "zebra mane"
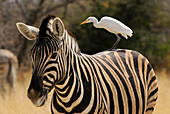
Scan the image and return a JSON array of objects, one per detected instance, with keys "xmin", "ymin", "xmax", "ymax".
[
  {"xmin": 39, "ymin": 15, "xmax": 81, "ymax": 54},
  {"xmin": 63, "ymin": 25, "xmax": 81, "ymax": 54}
]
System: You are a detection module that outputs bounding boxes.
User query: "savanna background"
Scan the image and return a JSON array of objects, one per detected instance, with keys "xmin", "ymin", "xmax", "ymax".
[{"xmin": 0, "ymin": 0, "xmax": 170, "ymax": 114}]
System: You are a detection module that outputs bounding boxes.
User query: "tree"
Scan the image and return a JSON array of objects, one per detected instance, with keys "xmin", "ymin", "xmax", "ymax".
[
  {"xmin": 0, "ymin": 0, "xmax": 78, "ymax": 66},
  {"xmin": 0, "ymin": 0, "xmax": 169, "ymax": 69},
  {"xmin": 69, "ymin": 0, "xmax": 170, "ymax": 65}
]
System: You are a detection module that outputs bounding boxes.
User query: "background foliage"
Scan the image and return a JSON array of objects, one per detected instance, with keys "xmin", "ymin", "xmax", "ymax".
[{"xmin": 0, "ymin": 0, "xmax": 169, "ymax": 70}]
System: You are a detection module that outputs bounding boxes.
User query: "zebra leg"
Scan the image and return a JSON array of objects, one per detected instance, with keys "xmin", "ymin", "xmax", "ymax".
[{"xmin": 0, "ymin": 84, "xmax": 6, "ymax": 98}]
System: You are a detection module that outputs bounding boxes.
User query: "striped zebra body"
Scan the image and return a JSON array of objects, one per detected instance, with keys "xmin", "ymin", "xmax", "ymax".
[
  {"xmin": 45, "ymin": 40, "xmax": 158, "ymax": 114},
  {"xmin": 16, "ymin": 15, "xmax": 158, "ymax": 114},
  {"xmin": 0, "ymin": 49, "xmax": 18, "ymax": 93}
]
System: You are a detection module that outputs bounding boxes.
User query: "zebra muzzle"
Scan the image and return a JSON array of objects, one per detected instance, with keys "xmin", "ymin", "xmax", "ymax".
[{"xmin": 27, "ymin": 88, "xmax": 49, "ymax": 107}]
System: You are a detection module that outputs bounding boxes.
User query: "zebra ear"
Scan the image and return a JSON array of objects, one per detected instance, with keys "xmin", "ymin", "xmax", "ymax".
[
  {"xmin": 52, "ymin": 17, "xmax": 65, "ymax": 39},
  {"xmin": 16, "ymin": 22, "xmax": 39, "ymax": 40}
]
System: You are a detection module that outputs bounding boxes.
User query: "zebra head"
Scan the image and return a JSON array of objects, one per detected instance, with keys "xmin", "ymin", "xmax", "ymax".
[{"xmin": 16, "ymin": 16, "xmax": 66, "ymax": 107}]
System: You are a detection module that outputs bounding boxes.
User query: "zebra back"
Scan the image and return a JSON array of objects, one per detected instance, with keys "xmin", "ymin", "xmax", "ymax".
[{"xmin": 93, "ymin": 49, "xmax": 158, "ymax": 113}]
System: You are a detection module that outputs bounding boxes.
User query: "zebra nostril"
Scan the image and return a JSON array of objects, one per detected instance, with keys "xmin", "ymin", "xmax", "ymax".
[
  {"xmin": 38, "ymin": 92, "xmax": 43, "ymax": 97},
  {"xmin": 27, "ymin": 88, "xmax": 35, "ymax": 99},
  {"xmin": 27, "ymin": 90, "xmax": 32, "ymax": 99},
  {"xmin": 27, "ymin": 89, "xmax": 43, "ymax": 99}
]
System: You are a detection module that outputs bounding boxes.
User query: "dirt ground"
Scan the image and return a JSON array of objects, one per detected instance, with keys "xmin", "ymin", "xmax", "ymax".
[{"xmin": 0, "ymin": 70, "xmax": 169, "ymax": 114}]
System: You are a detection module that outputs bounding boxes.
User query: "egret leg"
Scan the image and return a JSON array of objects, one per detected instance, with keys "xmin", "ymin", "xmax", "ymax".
[{"xmin": 111, "ymin": 34, "xmax": 121, "ymax": 49}]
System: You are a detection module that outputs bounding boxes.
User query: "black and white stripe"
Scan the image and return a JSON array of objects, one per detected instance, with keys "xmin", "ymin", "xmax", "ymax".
[{"xmin": 43, "ymin": 38, "xmax": 158, "ymax": 113}]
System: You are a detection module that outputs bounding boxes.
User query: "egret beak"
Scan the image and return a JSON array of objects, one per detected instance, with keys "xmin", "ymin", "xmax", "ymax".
[{"xmin": 80, "ymin": 20, "xmax": 89, "ymax": 25}]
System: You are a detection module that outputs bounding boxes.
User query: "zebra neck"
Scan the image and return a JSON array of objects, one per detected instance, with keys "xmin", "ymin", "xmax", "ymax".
[
  {"xmin": 64, "ymin": 31, "xmax": 80, "ymax": 54},
  {"xmin": 55, "ymin": 45, "xmax": 83, "ymax": 91},
  {"xmin": 54, "ymin": 47, "xmax": 84, "ymax": 112}
]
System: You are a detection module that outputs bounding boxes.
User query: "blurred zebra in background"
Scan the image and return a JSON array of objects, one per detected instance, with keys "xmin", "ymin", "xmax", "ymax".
[
  {"xmin": 0, "ymin": 49, "xmax": 18, "ymax": 94},
  {"xmin": 16, "ymin": 15, "xmax": 158, "ymax": 114}
]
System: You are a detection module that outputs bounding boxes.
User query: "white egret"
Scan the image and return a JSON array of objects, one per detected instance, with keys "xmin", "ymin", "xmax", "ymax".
[{"xmin": 80, "ymin": 16, "xmax": 133, "ymax": 49}]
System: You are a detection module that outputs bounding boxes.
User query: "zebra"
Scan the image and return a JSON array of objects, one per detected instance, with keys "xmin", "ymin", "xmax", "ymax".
[
  {"xmin": 16, "ymin": 15, "xmax": 158, "ymax": 114},
  {"xmin": 0, "ymin": 49, "xmax": 18, "ymax": 94}
]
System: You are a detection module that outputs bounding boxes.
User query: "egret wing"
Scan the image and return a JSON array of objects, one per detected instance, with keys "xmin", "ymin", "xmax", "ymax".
[{"xmin": 100, "ymin": 17, "xmax": 133, "ymax": 36}]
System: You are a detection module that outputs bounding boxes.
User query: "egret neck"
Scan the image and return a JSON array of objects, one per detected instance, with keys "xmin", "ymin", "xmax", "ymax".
[{"xmin": 92, "ymin": 17, "xmax": 102, "ymax": 28}]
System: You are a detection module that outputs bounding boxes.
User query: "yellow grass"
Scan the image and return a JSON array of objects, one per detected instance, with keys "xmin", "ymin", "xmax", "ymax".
[
  {"xmin": 153, "ymin": 71, "xmax": 170, "ymax": 114},
  {"xmin": 0, "ymin": 71, "xmax": 51, "ymax": 114},
  {"xmin": 0, "ymin": 70, "xmax": 169, "ymax": 114}
]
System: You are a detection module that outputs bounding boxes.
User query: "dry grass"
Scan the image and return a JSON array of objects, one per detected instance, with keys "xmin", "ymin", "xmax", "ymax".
[
  {"xmin": 153, "ymin": 71, "xmax": 170, "ymax": 114},
  {"xmin": 0, "ymin": 71, "xmax": 51, "ymax": 114},
  {"xmin": 0, "ymin": 70, "xmax": 169, "ymax": 114}
]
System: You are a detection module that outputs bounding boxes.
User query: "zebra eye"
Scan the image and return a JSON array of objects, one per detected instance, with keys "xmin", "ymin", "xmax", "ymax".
[
  {"xmin": 37, "ymin": 47, "xmax": 41, "ymax": 55},
  {"xmin": 51, "ymin": 52, "xmax": 58, "ymax": 59}
]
